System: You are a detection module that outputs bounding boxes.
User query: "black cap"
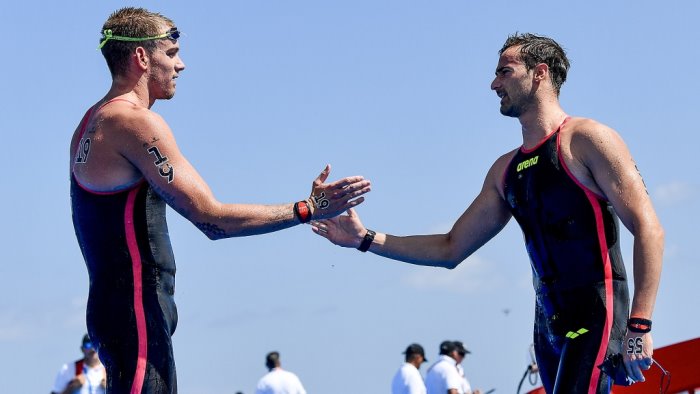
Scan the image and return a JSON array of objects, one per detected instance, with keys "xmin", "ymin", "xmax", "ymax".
[
  {"xmin": 453, "ymin": 340, "xmax": 471, "ymax": 356},
  {"xmin": 440, "ymin": 340, "xmax": 471, "ymax": 356},
  {"xmin": 403, "ymin": 343, "xmax": 427, "ymax": 362}
]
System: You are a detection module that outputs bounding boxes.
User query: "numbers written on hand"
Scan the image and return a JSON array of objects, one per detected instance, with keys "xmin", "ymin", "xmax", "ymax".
[
  {"xmin": 627, "ymin": 337, "xmax": 644, "ymax": 355},
  {"xmin": 313, "ymin": 192, "xmax": 330, "ymax": 209},
  {"xmin": 75, "ymin": 138, "xmax": 91, "ymax": 163}
]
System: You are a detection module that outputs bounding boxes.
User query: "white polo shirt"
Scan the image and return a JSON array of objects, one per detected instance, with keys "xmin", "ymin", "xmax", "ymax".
[
  {"xmin": 425, "ymin": 355, "xmax": 464, "ymax": 394},
  {"xmin": 456, "ymin": 363, "xmax": 473, "ymax": 394},
  {"xmin": 391, "ymin": 362, "xmax": 427, "ymax": 394},
  {"xmin": 255, "ymin": 368, "xmax": 306, "ymax": 394},
  {"xmin": 51, "ymin": 361, "xmax": 106, "ymax": 394}
]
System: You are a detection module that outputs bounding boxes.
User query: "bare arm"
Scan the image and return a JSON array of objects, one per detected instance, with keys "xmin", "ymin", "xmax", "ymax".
[
  {"xmin": 312, "ymin": 154, "xmax": 513, "ymax": 268},
  {"xmin": 113, "ymin": 109, "xmax": 371, "ymax": 239},
  {"xmin": 571, "ymin": 121, "xmax": 664, "ymax": 321},
  {"xmin": 569, "ymin": 119, "xmax": 663, "ymax": 382}
]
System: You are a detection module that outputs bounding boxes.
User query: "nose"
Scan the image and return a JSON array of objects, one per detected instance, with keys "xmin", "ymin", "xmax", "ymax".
[
  {"xmin": 176, "ymin": 56, "xmax": 186, "ymax": 72},
  {"xmin": 490, "ymin": 76, "xmax": 499, "ymax": 90}
]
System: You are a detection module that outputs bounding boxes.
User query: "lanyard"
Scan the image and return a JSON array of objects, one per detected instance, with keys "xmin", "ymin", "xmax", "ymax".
[{"xmin": 82, "ymin": 365, "xmax": 97, "ymax": 394}]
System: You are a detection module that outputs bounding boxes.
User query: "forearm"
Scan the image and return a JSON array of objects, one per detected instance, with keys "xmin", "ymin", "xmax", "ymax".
[
  {"xmin": 368, "ymin": 232, "xmax": 465, "ymax": 269},
  {"xmin": 188, "ymin": 201, "xmax": 303, "ymax": 240},
  {"xmin": 630, "ymin": 223, "xmax": 664, "ymax": 319},
  {"xmin": 365, "ymin": 210, "xmax": 508, "ymax": 269}
]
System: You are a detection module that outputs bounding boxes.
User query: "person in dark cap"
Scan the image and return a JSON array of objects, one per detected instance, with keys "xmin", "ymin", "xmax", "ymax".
[
  {"xmin": 451, "ymin": 341, "xmax": 481, "ymax": 394},
  {"xmin": 391, "ymin": 343, "xmax": 428, "ymax": 394},
  {"xmin": 426, "ymin": 340, "xmax": 481, "ymax": 394}
]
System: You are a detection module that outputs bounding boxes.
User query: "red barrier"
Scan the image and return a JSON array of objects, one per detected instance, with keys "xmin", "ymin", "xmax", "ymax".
[
  {"xmin": 524, "ymin": 338, "xmax": 699, "ymax": 394},
  {"xmin": 613, "ymin": 337, "xmax": 699, "ymax": 394}
]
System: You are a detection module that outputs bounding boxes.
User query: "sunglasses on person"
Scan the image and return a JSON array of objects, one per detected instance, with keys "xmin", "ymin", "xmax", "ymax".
[{"xmin": 98, "ymin": 27, "xmax": 181, "ymax": 49}]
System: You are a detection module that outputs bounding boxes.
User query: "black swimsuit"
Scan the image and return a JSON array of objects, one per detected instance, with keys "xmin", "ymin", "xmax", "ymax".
[
  {"xmin": 71, "ymin": 101, "xmax": 178, "ymax": 393},
  {"xmin": 502, "ymin": 120, "xmax": 629, "ymax": 393}
]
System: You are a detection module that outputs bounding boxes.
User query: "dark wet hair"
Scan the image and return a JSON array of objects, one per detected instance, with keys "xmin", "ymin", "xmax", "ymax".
[{"xmin": 499, "ymin": 33, "xmax": 570, "ymax": 95}]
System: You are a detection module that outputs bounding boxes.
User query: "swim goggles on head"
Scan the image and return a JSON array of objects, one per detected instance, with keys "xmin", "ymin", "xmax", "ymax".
[{"xmin": 98, "ymin": 27, "xmax": 180, "ymax": 49}]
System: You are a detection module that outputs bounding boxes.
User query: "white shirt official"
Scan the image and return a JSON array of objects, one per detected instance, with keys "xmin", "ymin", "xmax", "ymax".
[
  {"xmin": 255, "ymin": 368, "xmax": 306, "ymax": 394},
  {"xmin": 425, "ymin": 355, "xmax": 464, "ymax": 394},
  {"xmin": 391, "ymin": 362, "xmax": 427, "ymax": 394}
]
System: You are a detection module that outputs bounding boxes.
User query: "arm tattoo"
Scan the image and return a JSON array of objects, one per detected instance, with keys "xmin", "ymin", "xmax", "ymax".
[
  {"xmin": 149, "ymin": 183, "xmax": 192, "ymax": 217},
  {"xmin": 194, "ymin": 222, "xmax": 227, "ymax": 239}
]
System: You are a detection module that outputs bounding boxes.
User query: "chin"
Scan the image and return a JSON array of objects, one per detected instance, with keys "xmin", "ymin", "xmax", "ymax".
[
  {"xmin": 500, "ymin": 107, "xmax": 518, "ymax": 118},
  {"xmin": 501, "ymin": 101, "xmax": 526, "ymax": 118}
]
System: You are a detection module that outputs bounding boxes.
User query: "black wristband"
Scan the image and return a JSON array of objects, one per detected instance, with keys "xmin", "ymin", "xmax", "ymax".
[
  {"xmin": 627, "ymin": 317, "xmax": 652, "ymax": 333},
  {"xmin": 357, "ymin": 229, "xmax": 376, "ymax": 252},
  {"xmin": 293, "ymin": 201, "xmax": 312, "ymax": 223}
]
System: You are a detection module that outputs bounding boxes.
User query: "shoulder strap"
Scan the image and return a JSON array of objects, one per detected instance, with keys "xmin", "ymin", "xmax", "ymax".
[{"xmin": 74, "ymin": 359, "xmax": 84, "ymax": 376}]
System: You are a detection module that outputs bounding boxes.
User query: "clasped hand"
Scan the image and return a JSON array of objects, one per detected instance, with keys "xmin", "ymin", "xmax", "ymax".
[{"xmin": 308, "ymin": 164, "xmax": 371, "ymax": 221}]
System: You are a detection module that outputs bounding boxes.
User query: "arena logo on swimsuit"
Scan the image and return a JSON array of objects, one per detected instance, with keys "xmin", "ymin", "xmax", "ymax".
[{"xmin": 517, "ymin": 155, "xmax": 539, "ymax": 172}]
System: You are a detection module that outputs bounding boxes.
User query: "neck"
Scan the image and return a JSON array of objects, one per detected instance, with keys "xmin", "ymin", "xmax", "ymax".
[
  {"xmin": 83, "ymin": 355, "xmax": 101, "ymax": 368},
  {"xmin": 105, "ymin": 74, "xmax": 152, "ymax": 108},
  {"xmin": 517, "ymin": 100, "xmax": 567, "ymax": 149}
]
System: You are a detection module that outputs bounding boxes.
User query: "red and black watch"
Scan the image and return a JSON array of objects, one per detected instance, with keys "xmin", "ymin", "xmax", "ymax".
[
  {"xmin": 293, "ymin": 200, "xmax": 312, "ymax": 223},
  {"xmin": 627, "ymin": 317, "xmax": 652, "ymax": 333}
]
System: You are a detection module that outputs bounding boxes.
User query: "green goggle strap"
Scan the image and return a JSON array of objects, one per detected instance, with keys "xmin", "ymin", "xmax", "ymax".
[{"xmin": 98, "ymin": 29, "xmax": 176, "ymax": 49}]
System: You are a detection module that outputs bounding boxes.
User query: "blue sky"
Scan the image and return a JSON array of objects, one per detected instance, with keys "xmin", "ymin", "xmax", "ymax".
[{"xmin": 1, "ymin": 1, "xmax": 698, "ymax": 393}]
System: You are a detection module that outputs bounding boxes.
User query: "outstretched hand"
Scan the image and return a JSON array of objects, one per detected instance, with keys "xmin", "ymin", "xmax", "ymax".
[
  {"xmin": 309, "ymin": 164, "xmax": 371, "ymax": 220},
  {"xmin": 311, "ymin": 208, "xmax": 366, "ymax": 248},
  {"xmin": 622, "ymin": 331, "xmax": 653, "ymax": 383}
]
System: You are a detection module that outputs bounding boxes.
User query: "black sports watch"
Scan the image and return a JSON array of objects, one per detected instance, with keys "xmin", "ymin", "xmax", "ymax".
[{"xmin": 357, "ymin": 229, "xmax": 376, "ymax": 252}]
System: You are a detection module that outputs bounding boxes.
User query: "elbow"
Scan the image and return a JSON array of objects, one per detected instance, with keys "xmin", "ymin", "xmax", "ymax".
[
  {"xmin": 442, "ymin": 258, "xmax": 462, "ymax": 270},
  {"xmin": 194, "ymin": 221, "xmax": 228, "ymax": 240},
  {"xmin": 204, "ymin": 231, "xmax": 224, "ymax": 241},
  {"xmin": 440, "ymin": 233, "xmax": 466, "ymax": 269},
  {"xmin": 655, "ymin": 225, "xmax": 665, "ymax": 246},
  {"xmin": 441, "ymin": 261, "xmax": 459, "ymax": 270},
  {"xmin": 645, "ymin": 220, "xmax": 665, "ymax": 245}
]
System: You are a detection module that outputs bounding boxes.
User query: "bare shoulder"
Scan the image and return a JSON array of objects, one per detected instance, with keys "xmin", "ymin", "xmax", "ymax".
[
  {"xmin": 562, "ymin": 117, "xmax": 626, "ymax": 150},
  {"xmin": 490, "ymin": 147, "xmax": 519, "ymax": 198},
  {"xmin": 99, "ymin": 102, "xmax": 173, "ymax": 142},
  {"xmin": 493, "ymin": 148, "xmax": 519, "ymax": 170},
  {"xmin": 71, "ymin": 100, "xmax": 179, "ymax": 191},
  {"xmin": 560, "ymin": 116, "xmax": 637, "ymax": 198}
]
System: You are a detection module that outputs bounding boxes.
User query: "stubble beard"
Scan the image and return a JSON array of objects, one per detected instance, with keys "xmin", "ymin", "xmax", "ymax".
[
  {"xmin": 500, "ymin": 101, "xmax": 523, "ymax": 118},
  {"xmin": 499, "ymin": 90, "xmax": 533, "ymax": 118}
]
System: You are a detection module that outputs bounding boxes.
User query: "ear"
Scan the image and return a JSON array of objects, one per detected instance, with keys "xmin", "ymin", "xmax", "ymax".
[
  {"xmin": 134, "ymin": 47, "xmax": 150, "ymax": 71},
  {"xmin": 533, "ymin": 63, "xmax": 549, "ymax": 83}
]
